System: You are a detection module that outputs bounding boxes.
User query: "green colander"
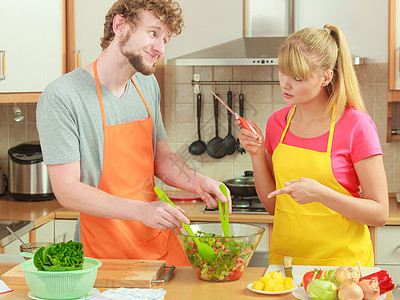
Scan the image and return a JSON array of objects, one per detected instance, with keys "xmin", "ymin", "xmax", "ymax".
[{"xmin": 20, "ymin": 257, "xmax": 102, "ymax": 300}]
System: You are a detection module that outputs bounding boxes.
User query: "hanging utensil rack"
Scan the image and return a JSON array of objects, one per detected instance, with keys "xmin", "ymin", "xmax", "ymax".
[{"xmin": 192, "ymin": 80, "xmax": 279, "ymax": 86}]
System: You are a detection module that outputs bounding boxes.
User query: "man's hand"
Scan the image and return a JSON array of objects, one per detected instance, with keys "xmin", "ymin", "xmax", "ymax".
[
  {"xmin": 136, "ymin": 200, "xmax": 190, "ymax": 230},
  {"xmin": 196, "ymin": 178, "xmax": 232, "ymax": 213}
]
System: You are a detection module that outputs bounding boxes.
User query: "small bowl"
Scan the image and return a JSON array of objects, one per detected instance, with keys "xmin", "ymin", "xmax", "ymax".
[
  {"xmin": 20, "ymin": 242, "xmax": 53, "ymax": 260},
  {"xmin": 174, "ymin": 223, "xmax": 265, "ymax": 282}
]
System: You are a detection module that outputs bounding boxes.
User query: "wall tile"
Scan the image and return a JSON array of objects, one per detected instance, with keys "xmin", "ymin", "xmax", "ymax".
[{"xmin": 374, "ymin": 63, "xmax": 388, "ymax": 83}]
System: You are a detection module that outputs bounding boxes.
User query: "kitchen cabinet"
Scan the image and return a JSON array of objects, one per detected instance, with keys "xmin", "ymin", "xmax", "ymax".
[
  {"xmin": 248, "ymin": 223, "xmax": 268, "ymax": 253},
  {"xmin": 375, "ymin": 226, "xmax": 400, "ymax": 297},
  {"xmin": 72, "ymin": 0, "xmax": 115, "ymax": 69},
  {"xmin": 0, "ymin": 0, "xmax": 66, "ymax": 103},
  {"xmin": 388, "ymin": 0, "xmax": 400, "ymax": 141},
  {"xmin": 54, "ymin": 219, "xmax": 77, "ymax": 243},
  {"xmin": 31, "ymin": 220, "xmax": 54, "ymax": 243}
]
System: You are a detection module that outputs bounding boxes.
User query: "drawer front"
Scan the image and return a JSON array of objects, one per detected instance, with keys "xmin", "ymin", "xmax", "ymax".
[
  {"xmin": 375, "ymin": 264, "xmax": 400, "ymax": 298},
  {"xmin": 376, "ymin": 226, "xmax": 400, "ymax": 265}
]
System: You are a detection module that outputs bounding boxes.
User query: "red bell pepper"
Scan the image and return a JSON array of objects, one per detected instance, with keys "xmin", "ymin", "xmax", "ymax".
[{"xmin": 360, "ymin": 270, "xmax": 395, "ymax": 295}]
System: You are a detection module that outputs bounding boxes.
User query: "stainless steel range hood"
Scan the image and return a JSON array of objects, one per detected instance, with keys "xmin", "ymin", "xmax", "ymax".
[
  {"xmin": 167, "ymin": 36, "xmax": 287, "ymax": 66},
  {"xmin": 167, "ymin": 0, "xmax": 365, "ymax": 66},
  {"xmin": 167, "ymin": 0, "xmax": 291, "ymax": 66}
]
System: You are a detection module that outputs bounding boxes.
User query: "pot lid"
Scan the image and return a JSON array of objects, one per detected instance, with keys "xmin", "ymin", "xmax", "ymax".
[
  {"xmin": 8, "ymin": 141, "xmax": 43, "ymax": 163},
  {"xmin": 223, "ymin": 171, "xmax": 254, "ymax": 187}
]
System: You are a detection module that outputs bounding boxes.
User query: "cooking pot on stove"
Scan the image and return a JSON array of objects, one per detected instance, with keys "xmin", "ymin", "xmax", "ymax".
[
  {"xmin": 223, "ymin": 170, "xmax": 256, "ymax": 197},
  {"xmin": 8, "ymin": 141, "xmax": 54, "ymax": 201}
]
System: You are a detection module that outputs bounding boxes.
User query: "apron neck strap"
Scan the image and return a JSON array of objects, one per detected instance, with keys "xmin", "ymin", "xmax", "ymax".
[
  {"xmin": 281, "ymin": 104, "xmax": 337, "ymax": 155},
  {"xmin": 93, "ymin": 59, "xmax": 107, "ymax": 130}
]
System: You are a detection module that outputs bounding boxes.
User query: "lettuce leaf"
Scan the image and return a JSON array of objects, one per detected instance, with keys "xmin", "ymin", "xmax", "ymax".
[{"xmin": 33, "ymin": 240, "xmax": 84, "ymax": 271}]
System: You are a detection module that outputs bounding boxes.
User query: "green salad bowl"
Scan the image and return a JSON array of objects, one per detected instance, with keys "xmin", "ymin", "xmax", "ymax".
[{"xmin": 174, "ymin": 222, "xmax": 265, "ymax": 282}]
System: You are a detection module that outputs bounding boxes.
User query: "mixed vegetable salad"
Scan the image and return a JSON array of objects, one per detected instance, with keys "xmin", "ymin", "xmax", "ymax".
[{"xmin": 181, "ymin": 231, "xmax": 255, "ymax": 281}]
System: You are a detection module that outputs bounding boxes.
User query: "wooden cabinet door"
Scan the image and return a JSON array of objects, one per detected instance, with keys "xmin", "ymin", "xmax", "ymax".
[
  {"xmin": 0, "ymin": 0, "xmax": 64, "ymax": 94},
  {"xmin": 73, "ymin": 0, "xmax": 115, "ymax": 69}
]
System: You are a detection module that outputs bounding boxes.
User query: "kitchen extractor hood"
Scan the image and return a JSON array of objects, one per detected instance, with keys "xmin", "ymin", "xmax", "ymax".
[
  {"xmin": 167, "ymin": 37, "xmax": 286, "ymax": 66},
  {"xmin": 167, "ymin": 0, "xmax": 365, "ymax": 66}
]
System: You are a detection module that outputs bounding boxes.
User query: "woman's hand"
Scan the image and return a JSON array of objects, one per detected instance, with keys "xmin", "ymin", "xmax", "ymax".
[
  {"xmin": 267, "ymin": 178, "xmax": 329, "ymax": 204},
  {"xmin": 236, "ymin": 119, "xmax": 264, "ymax": 155}
]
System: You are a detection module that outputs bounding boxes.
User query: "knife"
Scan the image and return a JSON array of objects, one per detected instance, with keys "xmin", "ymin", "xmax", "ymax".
[
  {"xmin": 283, "ymin": 256, "xmax": 293, "ymax": 278},
  {"xmin": 210, "ymin": 90, "xmax": 261, "ymax": 141}
]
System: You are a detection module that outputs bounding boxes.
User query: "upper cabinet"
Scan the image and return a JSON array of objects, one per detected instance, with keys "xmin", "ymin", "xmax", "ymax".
[
  {"xmin": 0, "ymin": 0, "xmax": 65, "ymax": 103},
  {"xmin": 71, "ymin": 0, "xmax": 116, "ymax": 69},
  {"xmin": 388, "ymin": 0, "xmax": 400, "ymax": 141}
]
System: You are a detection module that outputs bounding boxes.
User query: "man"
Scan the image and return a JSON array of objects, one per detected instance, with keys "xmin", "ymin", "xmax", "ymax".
[{"xmin": 36, "ymin": 0, "xmax": 230, "ymax": 266}]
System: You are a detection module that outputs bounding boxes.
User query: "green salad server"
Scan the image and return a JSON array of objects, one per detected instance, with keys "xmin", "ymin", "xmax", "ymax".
[
  {"xmin": 218, "ymin": 184, "xmax": 229, "ymax": 237},
  {"xmin": 154, "ymin": 187, "xmax": 217, "ymax": 263}
]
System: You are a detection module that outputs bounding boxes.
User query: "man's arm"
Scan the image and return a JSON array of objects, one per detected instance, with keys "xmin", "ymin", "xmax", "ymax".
[
  {"xmin": 47, "ymin": 161, "xmax": 190, "ymax": 229},
  {"xmin": 154, "ymin": 139, "xmax": 231, "ymax": 211}
]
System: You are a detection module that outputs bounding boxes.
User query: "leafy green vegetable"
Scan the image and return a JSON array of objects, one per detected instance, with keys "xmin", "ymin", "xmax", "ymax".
[
  {"xmin": 182, "ymin": 230, "xmax": 255, "ymax": 281},
  {"xmin": 33, "ymin": 240, "xmax": 84, "ymax": 271},
  {"xmin": 306, "ymin": 270, "xmax": 338, "ymax": 300}
]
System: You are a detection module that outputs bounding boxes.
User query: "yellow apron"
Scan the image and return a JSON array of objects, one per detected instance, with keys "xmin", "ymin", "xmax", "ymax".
[{"xmin": 269, "ymin": 105, "xmax": 374, "ymax": 267}]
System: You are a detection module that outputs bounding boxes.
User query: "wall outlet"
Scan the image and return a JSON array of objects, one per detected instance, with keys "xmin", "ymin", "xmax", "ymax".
[
  {"xmin": 194, "ymin": 84, "xmax": 200, "ymax": 94},
  {"xmin": 193, "ymin": 74, "xmax": 200, "ymax": 81}
]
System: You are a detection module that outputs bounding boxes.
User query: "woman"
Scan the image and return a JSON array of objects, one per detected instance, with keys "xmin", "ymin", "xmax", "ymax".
[{"xmin": 238, "ymin": 24, "xmax": 388, "ymax": 267}]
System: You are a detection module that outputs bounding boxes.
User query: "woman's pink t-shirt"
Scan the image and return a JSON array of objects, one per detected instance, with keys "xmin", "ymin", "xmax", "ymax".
[{"xmin": 265, "ymin": 105, "xmax": 382, "ymax": 197}]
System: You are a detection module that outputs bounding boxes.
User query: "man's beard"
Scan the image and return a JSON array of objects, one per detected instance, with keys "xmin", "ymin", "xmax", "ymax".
[
  {"xmin": 124, "ymin": 51, "xmax": 156, "ymax": 75},
  {"xmin": 119, "ymin": 38, "xmax": 156, "ymax": 76}
]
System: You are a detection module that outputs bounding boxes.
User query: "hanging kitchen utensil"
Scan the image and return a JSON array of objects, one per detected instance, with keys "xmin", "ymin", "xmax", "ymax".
[
  {"xmin": 210, "ymin": 91, "xmax": 261, "ymax": 141},
  {"xmin": 189, "ymin": 93, "xmax": 207, "ymax": 155},
  {"xmin": 154, "ymin": 187, "xmax": 217, "ymax": 263},
  {"xmin": 206, "ymin": 93, "xmax": 226, "ymax": 158},
  {"xmin": 218, "ymin": 184, "xmax": 229, "ymax": 237},
  {"xmin": 222, "ymin": 90, "xmax": 237, "ymax": 155},
  {"xmin": 237, "ymin": 92, "xmax": 246, "ymax": 154}
]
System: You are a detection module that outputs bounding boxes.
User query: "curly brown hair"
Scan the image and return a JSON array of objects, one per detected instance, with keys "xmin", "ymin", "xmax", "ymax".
[{"xmin": 100, "ymin": 0, "xmax": 184, "ymax": 49}]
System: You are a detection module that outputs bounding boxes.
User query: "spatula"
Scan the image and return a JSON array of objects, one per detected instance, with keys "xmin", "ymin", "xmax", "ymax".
[
  {"xmin": 218, "ymin": 184, "xmax": 229, "ymax": 237},
  {"xmin": 154, "ymin": 187, "xmax": 217, "ymax": 263}
]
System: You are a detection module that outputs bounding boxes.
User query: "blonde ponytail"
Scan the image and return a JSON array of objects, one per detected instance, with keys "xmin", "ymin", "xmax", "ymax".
[{"xmin": 323, "ymin": 24, "xmax": 365, "ymax": 122}]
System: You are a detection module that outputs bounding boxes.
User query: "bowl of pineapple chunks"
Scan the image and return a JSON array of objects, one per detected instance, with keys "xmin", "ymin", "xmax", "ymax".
[{"xmin": 247, "ymin": 270, "xmax": 294, "ymax": 295}]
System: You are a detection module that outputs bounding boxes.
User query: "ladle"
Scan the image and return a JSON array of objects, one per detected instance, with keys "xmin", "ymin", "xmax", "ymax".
[
  {"xmin": 236, "ymin": 93, "xmax": 246, "ymax": 154},
  {"xmin": 206, "ymin": 93, "xmax": 226, "ymax": 159},
  {"xmin": 222, "ymin": 90, "xmax": 236, "ymax": 155},
  {"xmin": 154, "ymin": 187, "xmax": 217, "ymax": 263},
  {"xmin": 189, "ymin": 93, "xmax": 206, "ymax": 155},
  {"xmin": 6, "ymin": 226, "xmax": 30, "ymax": 249}
]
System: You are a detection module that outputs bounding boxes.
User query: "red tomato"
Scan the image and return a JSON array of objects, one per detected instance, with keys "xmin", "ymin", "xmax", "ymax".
[{"xmin": 302, "ymin": 269, "xmax": 323, "ymax": 290}]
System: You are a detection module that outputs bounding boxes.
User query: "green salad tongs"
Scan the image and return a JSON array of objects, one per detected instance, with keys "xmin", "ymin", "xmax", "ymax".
[
  {"xmin": 154, "ymin": 187, "xmax": 217, "ymax": 263},
  {"xmin": 218, "ymin": 184, "xmax": 229, "ymax": 237}
]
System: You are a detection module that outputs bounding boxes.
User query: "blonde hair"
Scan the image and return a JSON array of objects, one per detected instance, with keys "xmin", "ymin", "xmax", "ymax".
[
  {"xmin": 278, "ymin": 24, "xmax": 365, "ymax": 122},
  {"xmin": 101, "ymin": 0, "xmax": 184, "ymax": 49}
]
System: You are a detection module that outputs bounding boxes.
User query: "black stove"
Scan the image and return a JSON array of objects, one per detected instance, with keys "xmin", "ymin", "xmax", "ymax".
[{"xmin": 204, "ymin": 196, "xmax": 268, "ymax": 214}]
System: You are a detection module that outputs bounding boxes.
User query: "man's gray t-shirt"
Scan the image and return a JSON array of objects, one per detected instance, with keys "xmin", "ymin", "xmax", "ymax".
[{"xmin": 36, "ymin": 68, "xmax": 167, "ymax": 188}]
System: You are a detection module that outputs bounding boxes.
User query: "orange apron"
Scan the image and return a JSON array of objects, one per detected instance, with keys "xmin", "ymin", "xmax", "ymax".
[
  {"xmin": 269, "ymin": 105, "xmax": 374, "ymax": 267},
  {"xmin": 80, "ymin": 59, "xmax": 189, "ymax": 266}
]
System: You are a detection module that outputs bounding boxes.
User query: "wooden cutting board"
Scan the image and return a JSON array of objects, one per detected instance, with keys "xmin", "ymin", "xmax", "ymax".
[{"xmin": 1, "ymin": 259, "xmax": 168, "ymax": 288}]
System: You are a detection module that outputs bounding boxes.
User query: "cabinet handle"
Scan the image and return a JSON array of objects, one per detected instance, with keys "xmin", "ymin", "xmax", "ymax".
[
  {"xmin": 76, "ymin": 50, "xmax": 81, "ymax": 68},
  {"xmin": 0, "ymin": 50, "xmax": 5, "ymax": 81}
]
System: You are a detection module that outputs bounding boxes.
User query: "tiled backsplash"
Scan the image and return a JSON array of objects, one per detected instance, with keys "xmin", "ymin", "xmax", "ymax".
[
  {"xmin": 163, "ymin": 63, "xmax": 400, "ymax": 193},
  {"xmin": 1, "ymin": 63, "xmax": 399, "ymax": 193},
  {"xmin": 0, "ymin": 103, "xmax": 38, "ymax": 173}
]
